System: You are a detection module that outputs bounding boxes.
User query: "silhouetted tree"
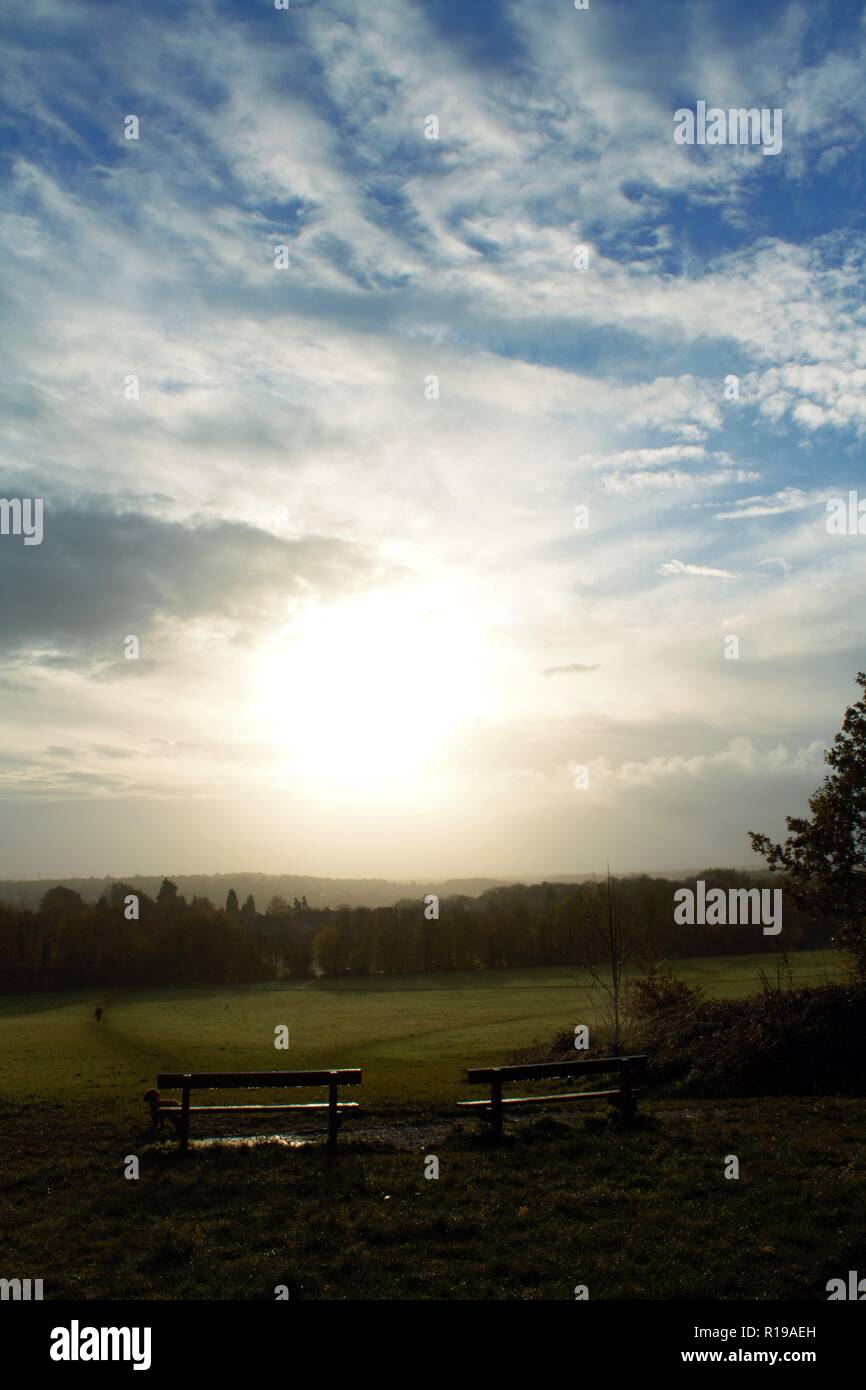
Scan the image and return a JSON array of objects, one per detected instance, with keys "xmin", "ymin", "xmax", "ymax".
[
  {"xmin": 226, "ymin": 888, "xmax": 240, "ymax": 919},
  {"xmin": 578, "ymin": 869, "xmax": 644, "ymax": 1051},
  {"xmin": 39, "ymin": 886, "xmax": 84, "ymax": 920},
  {"xmin": 157, "ymin": 878, "xmax": 184, "ymax": 908},
  {"xmin": 750, "ymin": 671, "xmax": 866, "ymax": 976}
]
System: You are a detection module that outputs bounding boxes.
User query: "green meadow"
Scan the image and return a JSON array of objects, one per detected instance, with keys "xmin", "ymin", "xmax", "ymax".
[{"xmin": 0, "ymin": 951, "xmax": 842, "ymax": 1108}]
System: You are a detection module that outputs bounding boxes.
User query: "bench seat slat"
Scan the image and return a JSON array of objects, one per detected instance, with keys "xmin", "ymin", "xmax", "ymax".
[
  {"xmin": 160, "ymin": 1102, "xmax": 360, "ymax": 1114},
  {"xmin": 457, "ymin": 1088, "xmax": 635, "ymax": 1108},
  {"xmin": 157, "ymin": 1069, "xmax": 362, "ymax": 1089}
]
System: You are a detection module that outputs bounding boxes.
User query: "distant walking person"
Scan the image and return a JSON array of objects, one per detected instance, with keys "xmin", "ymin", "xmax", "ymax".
[{"xmin": 94, "ymin": 1007, "xmax": 103, "ymax": 1023}]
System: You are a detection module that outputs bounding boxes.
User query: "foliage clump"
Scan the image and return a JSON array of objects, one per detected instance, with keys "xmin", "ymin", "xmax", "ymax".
[{"xmin": 633, "ymin": 975, "xmax": 866, "ymax": 1097}]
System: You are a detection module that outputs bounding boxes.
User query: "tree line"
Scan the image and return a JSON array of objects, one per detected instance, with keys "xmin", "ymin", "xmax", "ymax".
[{"xmin": 0, "ymin": 869, "xmax": 835, "ymax": 992}]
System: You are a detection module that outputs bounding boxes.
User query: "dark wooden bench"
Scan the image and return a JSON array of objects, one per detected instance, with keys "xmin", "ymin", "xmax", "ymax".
[
  {"xmin": 149, "ymin": 1069, "xmax": 363, "ymax": 1151},
  {"xmin": 457, "ymin": 1055, "xmax": 648, "ymax": 1137}
]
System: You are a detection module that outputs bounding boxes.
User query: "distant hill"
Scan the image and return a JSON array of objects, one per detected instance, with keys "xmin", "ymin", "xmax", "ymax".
[
  {"xmin": 0, "ymin": 873, "xmax": 517, "ymax": 911},
  {"xmin": 0, "ymin": 866, "xmax": 763, "ymax": 911}
]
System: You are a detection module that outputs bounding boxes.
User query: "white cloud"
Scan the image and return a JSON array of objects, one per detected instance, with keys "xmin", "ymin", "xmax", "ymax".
[
  {"xmin": 714, "ymin": 488, "xmax": 828, "ymax": 520},
  {"xmin": 658, "ymin": 559, "xmax": 736, "ymax": 579}
]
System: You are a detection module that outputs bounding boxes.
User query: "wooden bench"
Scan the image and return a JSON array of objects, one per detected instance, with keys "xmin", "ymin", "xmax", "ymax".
[
  {"xmin": 457, "ymin": 1055, "xmax": 648, "ymax": 1137},
  {"xmin": 149, "ymin": 1069, "xmax": 363, "ymax": 1151}
]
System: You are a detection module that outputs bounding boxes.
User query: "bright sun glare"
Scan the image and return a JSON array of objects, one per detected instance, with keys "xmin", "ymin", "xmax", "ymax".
[{"xmin": 252, "ymin": 589, "xmax": 488, "ymax": 801}]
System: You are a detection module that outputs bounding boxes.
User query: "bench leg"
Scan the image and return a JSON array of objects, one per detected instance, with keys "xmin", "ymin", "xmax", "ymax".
[
  {"xmin": 180, "ymin": 1085, "xmax": 191, "ymax": 1152},
  {"xmin": 617, "ymin": 1069, "xmax": 637, "ymax": 1121},
  {"xmin": 490, "ymin": 1078, "xmax": 503, "ymax": 1140},
  {"xmin": 327, "ymin": 1081, "xmax": 339, "ymax": 1149}
]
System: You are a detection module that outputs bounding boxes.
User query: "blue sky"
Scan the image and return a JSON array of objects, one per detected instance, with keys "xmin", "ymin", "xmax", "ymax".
[{"xmin": 1, "ymin": 0, "xmax": 865, "ymax": 878}]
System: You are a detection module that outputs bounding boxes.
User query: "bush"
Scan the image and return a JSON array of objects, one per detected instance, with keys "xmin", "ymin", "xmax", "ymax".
[
  {"xmin": 630, "ymin": 970, "xmax": 699, "ymax": 1019},
  {"xmin": 634, "ymin": 979, "xmax": 866, "ymax": 1097}
]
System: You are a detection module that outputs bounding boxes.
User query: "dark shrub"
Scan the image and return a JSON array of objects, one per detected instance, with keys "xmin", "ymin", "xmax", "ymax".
[
  {"xmin": 630, "ymin": 971, "xmax": 699, "ymax": 1019},
  {"xmin": 635, "ymin": 980, "xmax": 866, "ymax": 1096}
]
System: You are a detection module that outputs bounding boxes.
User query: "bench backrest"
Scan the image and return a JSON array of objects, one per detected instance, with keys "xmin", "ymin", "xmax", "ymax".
[
  {"xmin": 157, "ymin": 1070, "xmax": 362, "ymax": 1089},
  {"xmin": 465, "ymin": 1055, "xmax": 647, "ymax": 1084}
]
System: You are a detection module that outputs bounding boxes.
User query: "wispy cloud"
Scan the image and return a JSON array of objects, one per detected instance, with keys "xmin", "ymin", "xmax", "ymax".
[
  {"xmin": 542, "ymin": 663, "xmax": 601, "ymax": 678},
  {"xmin": 657, "ymin": 560, "xmax": 736, "ymax": 580}
]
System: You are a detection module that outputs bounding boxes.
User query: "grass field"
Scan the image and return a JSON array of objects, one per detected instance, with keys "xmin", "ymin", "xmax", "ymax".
[
  {"xmin": 0, "ymin": 950, "xmax": 842, "ymax": 1108},
  {"xmin": 2, "ymin": 949, "xmax": 862, "ymax": 1301},
  {"xmin": 3, "ymin": 1093, "xmax": 865, "ymax": 1300}
]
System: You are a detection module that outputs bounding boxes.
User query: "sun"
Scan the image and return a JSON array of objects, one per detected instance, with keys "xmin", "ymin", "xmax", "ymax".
[{"xmin": 251, "ymin": 587, "xmax": 487, "ymax": 802}]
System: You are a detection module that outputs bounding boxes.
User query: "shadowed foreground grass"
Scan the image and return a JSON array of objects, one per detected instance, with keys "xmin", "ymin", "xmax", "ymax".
[{"xmin": 2, "ymin": 1095, "xmax": 864, "ymax": 1300}]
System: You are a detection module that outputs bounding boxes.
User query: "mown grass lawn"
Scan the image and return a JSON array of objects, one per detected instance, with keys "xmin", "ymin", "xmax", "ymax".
[{"xmin": 0, "ymin": 951, "xmax": 841, "ymax": 1108}]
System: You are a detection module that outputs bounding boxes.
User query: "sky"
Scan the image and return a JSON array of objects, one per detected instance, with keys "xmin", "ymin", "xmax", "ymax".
[{"xmin": 1, "ymin": 0, "xmax": 865, "ymax": 880}]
